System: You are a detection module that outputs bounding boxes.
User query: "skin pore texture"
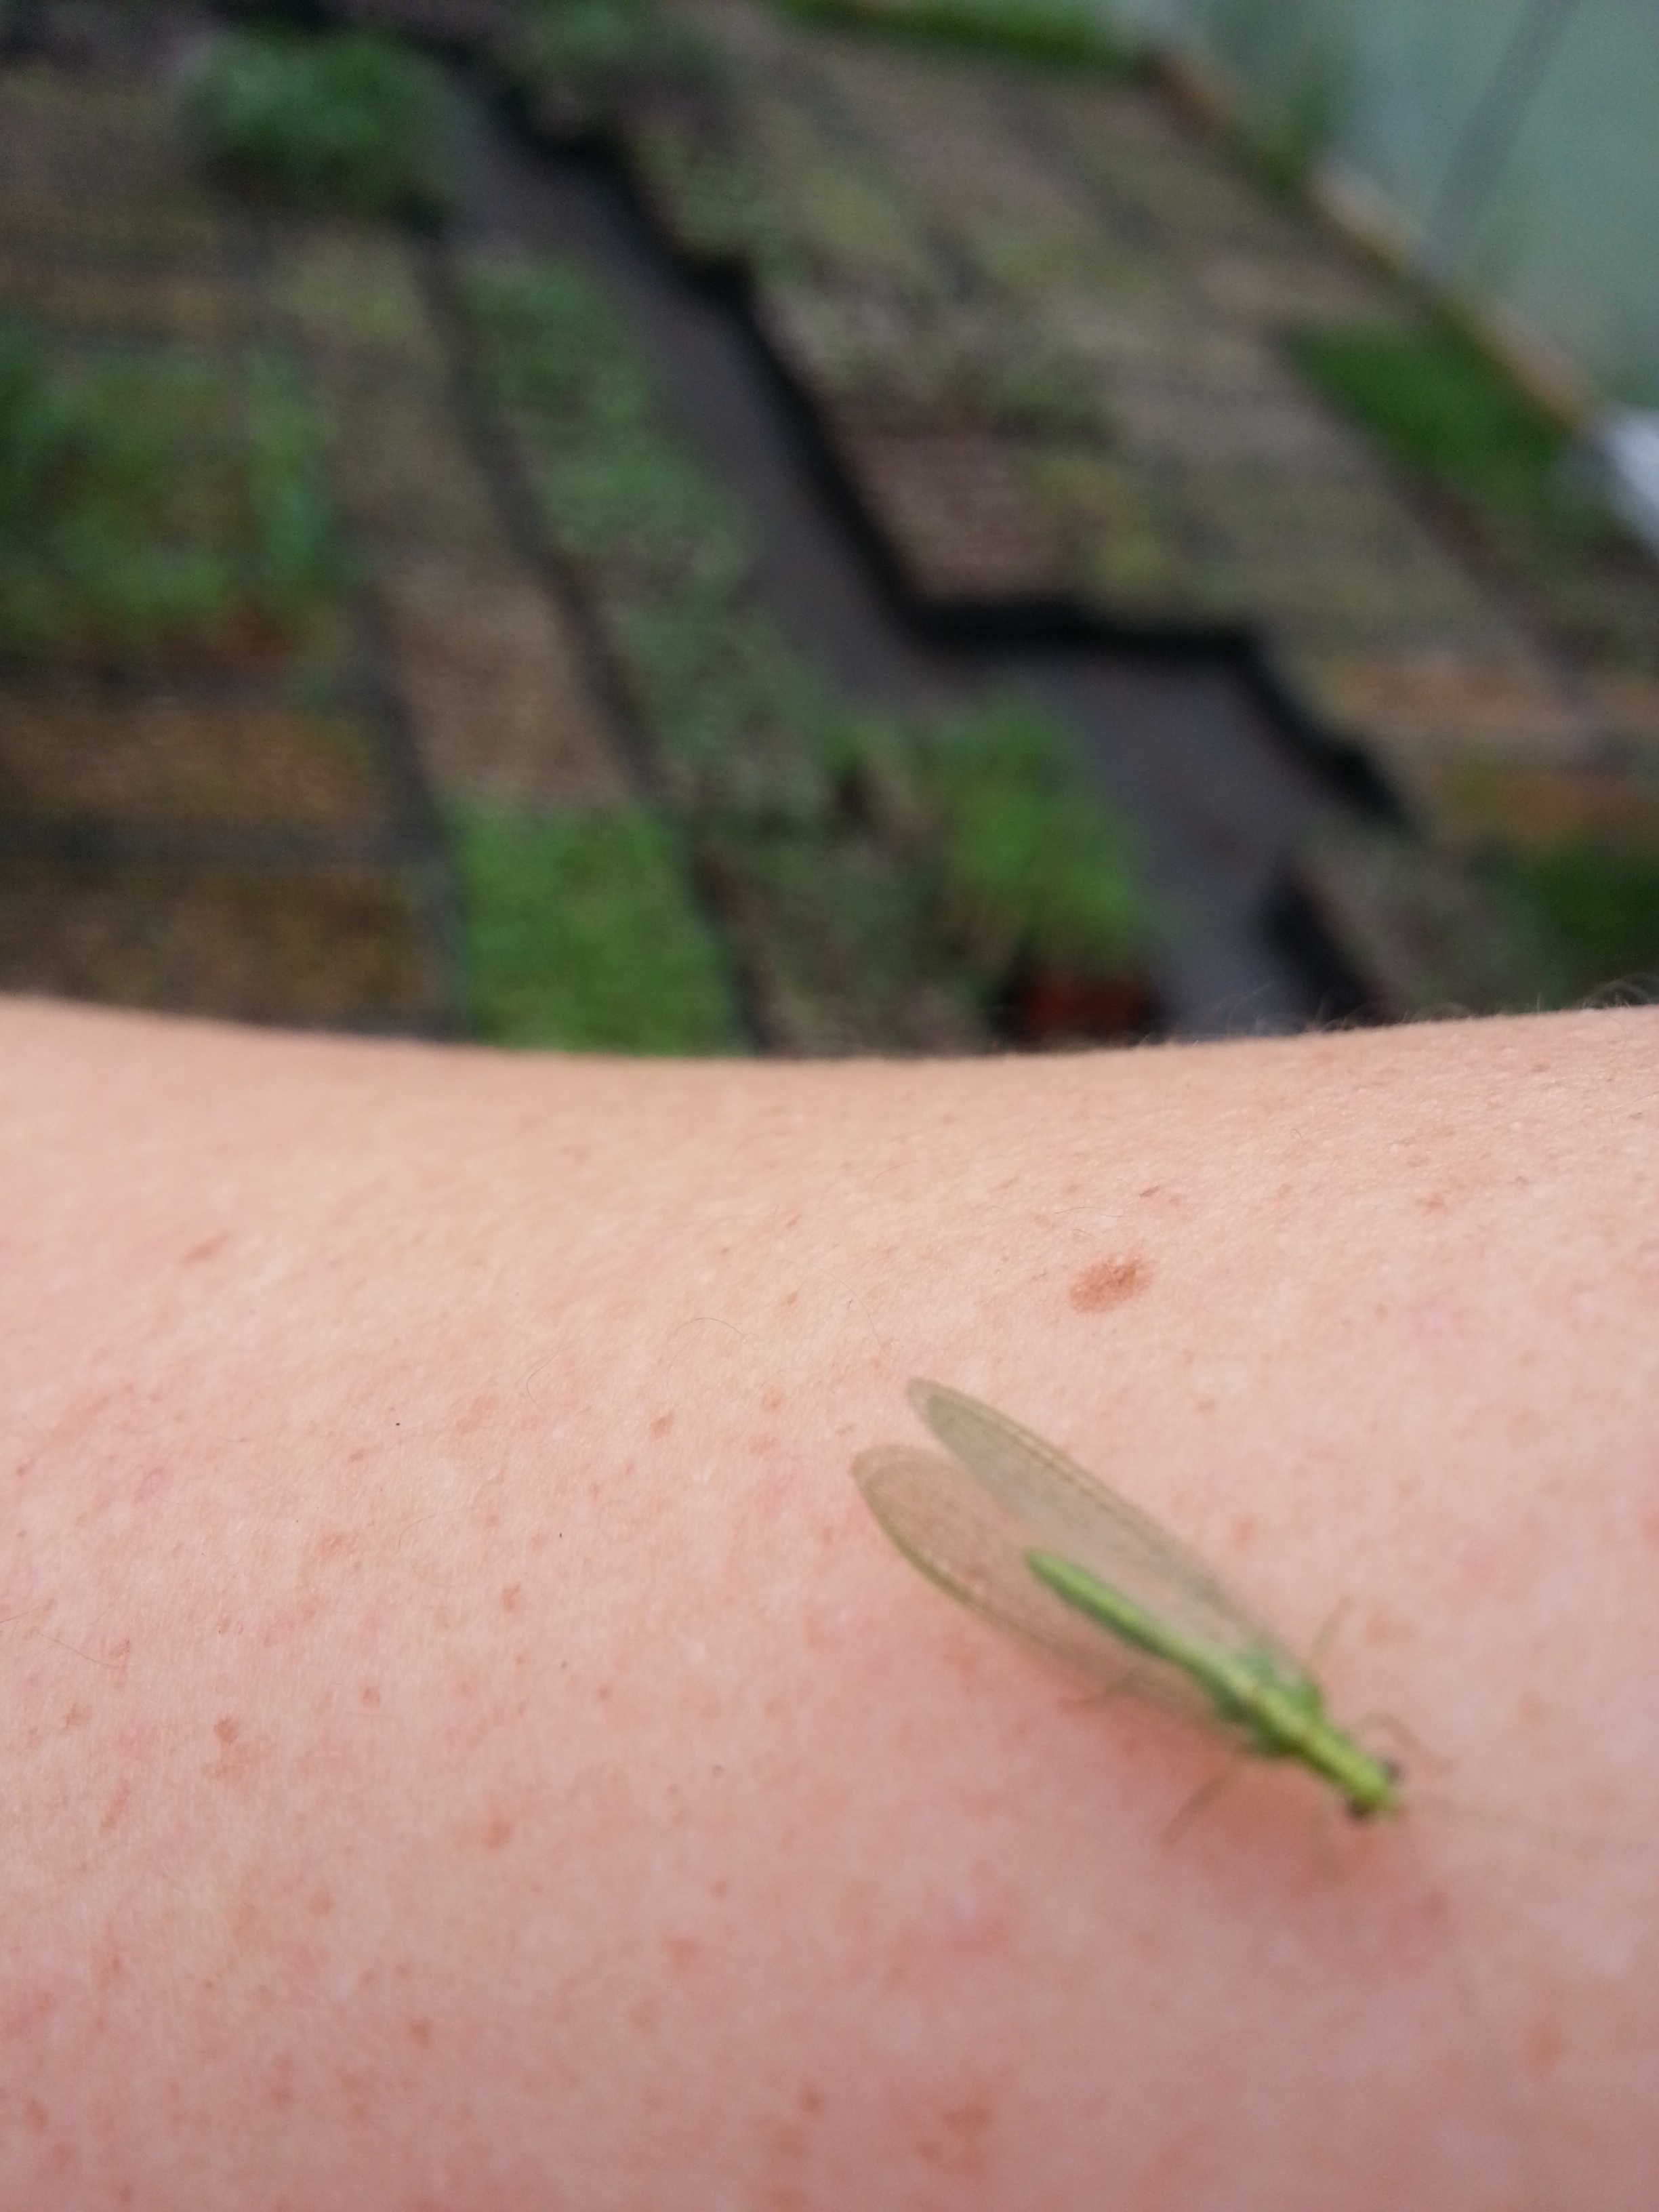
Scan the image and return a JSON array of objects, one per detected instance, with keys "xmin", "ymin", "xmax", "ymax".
[{"xmin": 1, "ymin": 996, "xmax": 1656, "ymax": 2210}]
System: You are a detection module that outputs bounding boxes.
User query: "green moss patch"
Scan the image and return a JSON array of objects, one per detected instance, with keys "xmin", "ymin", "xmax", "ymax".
[
  {"xmin": 1485, "ymin": 839, "xmax": 1659, "ymax": 999},
  {"xmin": 0, "ymin": 321, "xmax": 348, "ymax": 661},
  {"xmin": 464, "ymin": 255, "xmax": 829, "ymax": 816},
  {"xmin": 182, "ymin": 29, "xmax": 453, "ymax": 218},
  {"xmin": 625, "ymin": 117, "xmax": 775, "ymax": 271},
  {"xmin": 921, "ymin": 695, "xmax": 1153, "ymax": 981},
  {"xmin": 449, "ymin": 802, "xmax": 747, "ymax": 1051},
  {"xmin": 459, "ymin": 251, "xmax": 1155, "ymax": 1050},
  {"xmin": 1290, "ymin": 320, "xmax": 1659, "ymax": 671},
  {"xmin": 1289, "ymin": 322, "xmax": 1570, "ymax": 538},
  {"xmin": 506, "ymin": 0, "xmax": 714, "ymax": 136},
  {"xmin": 697, "ymin": 815, "xmax": 991, "ymax": 1052},
  {"xmin": 778, "ymin": 0, "xmax": 1136, "ymax": 74}
]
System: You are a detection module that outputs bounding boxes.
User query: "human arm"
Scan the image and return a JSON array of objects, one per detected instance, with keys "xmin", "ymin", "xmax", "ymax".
[{"xmin": 2, "ymin": 996, "xmax": 1655, "ymax": 2208}]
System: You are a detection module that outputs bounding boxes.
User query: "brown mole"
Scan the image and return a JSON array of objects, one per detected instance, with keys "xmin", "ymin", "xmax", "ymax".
[{"xmin": 1068, "ymin": 1256, "xmax": 1149, "ymax": 1311}]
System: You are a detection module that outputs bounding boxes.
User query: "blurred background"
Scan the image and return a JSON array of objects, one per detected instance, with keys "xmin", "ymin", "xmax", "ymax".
[
  {"xmin": 1, "ymin": 0, "xmax": 1654, "ymax": 1052},
  {"xmin": 1120, "ymin": 0, "xmax": 1659, "ymax": 409}
]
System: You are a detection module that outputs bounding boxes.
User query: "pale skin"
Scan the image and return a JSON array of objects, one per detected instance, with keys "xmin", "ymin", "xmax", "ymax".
[{"xmin": 1, "ymin": 997, "xmax": 1656, "ymax": 2211}]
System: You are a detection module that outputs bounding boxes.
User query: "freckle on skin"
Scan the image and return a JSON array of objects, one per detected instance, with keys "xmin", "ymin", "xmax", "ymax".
[
  {"xmin": 664, "ymin": 1935, "xmax": 699, "ymax": 1976},
  {"xmin": 409, "ymin": 2018, "xmax": 432, "ymax": 2048},
  {"xmin": 483, "ymin": 1812, "xmax": 513, "ymax": 1851},
  {"xmin": 500, "ymin": 1584, "xmax": 522, "ymax": 1614},
  {"xmin": 1069, "ymin": 1256, "xmax": 1148, "ymax": 1311},
  {"xmin": 767, "ymin": 2118, "xmax": 809, "ymax": 2171},
  {"xmin": 650, "ymin": 1412, "xmax": 674, "ymax": 1437},
  {"xmin": 360, "ymin": 1682, "xmax": 381, "ymax": 1708},
  {"xmin": 914, "ymin": 2089, "xmax": 996, "ymax": 2176}
]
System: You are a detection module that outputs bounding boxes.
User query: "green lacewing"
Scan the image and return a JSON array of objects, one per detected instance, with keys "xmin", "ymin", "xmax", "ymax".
[{"xmin": 855, "ymin": 1379, "xmax": 1399, "ymax": 1819}]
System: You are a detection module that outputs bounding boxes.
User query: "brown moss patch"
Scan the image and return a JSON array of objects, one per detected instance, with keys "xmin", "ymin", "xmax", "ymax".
[
  {"xmin": 0, "ymin": 858, "xmax": 447, "ymax": 1029},
  {"xmin": 0, "ymin": 690, "xmax": 396, "ymax": 831},
  {"xmin": 835, "ymin": 428, "xmax": 1065, "ymax": 600},
  {"xmin": 0, "ymin": 78, "xmax": 226, "ymax": 260},
  {"xmin": 0, "ymin": 258, "xmax": 247, "ymax": 343},
  {"xmin": 377, "ymin": 557, "xmax": 628, "ymax": 808},
  {"xmin": 268, "ymin": 229, "xmax": 445, "ymax": 374},
  {"xmin": 321, "ymin": 374, "xmax": 510, "ymax": 565}
]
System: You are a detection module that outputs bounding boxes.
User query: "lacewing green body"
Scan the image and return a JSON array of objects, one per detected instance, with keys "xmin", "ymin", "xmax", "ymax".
[{"xmin": 855, "ymin": 1380, "xmax": 1399, "ymax": 1819}]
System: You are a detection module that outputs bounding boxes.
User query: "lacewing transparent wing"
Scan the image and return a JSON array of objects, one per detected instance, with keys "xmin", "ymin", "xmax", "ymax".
[
  {"xmin": 855, "ymin": 1380, "xmax": 1399, "ymax": 1816},
  {"xmin": 857, "ymin": 1378, "xmax": 1304, "ymax": 1694}
]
